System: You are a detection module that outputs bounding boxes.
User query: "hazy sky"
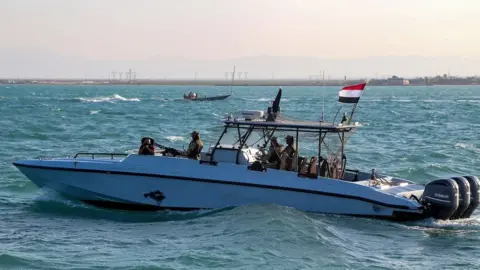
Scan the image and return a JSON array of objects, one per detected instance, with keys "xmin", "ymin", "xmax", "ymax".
[{"xmin": 1, "ymin": 0, "xmax": 479, "ymax": 78}]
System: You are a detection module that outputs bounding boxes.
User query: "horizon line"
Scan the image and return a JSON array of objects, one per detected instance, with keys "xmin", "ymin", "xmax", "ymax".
[{"xmin": 1, "ymin": 74, "xmax": 479, "ymax": 80}]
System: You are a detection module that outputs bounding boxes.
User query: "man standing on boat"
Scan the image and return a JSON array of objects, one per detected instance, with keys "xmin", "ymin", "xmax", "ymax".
[{"xmin": 185, "ymin": 131, "xmax": 203, "ymax": 160}]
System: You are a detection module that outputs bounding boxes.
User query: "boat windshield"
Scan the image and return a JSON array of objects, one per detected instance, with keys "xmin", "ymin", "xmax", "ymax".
[
  {"xmin": 321, "ymin": 130, "xmax": 356, "ymax": 159},
  {"xmin": 215, "ymin": 130, "xmax": 263, "ymax": 148}
]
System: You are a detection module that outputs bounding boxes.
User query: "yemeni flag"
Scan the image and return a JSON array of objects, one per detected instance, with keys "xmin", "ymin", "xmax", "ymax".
[{"xmin": 338, "ymin": 83, "xmax": 366, "ymax": 103}]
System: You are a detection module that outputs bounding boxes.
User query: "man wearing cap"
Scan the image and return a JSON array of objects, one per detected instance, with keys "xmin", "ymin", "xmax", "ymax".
[{"xmin": 185, "ymin": 131, "xmax": 204, "ymax": 160}]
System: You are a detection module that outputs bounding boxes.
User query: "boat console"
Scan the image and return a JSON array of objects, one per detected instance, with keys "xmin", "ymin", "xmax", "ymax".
[{"xmin": 201, "ymin": 144, "xmax": 260, "ymax": 165}]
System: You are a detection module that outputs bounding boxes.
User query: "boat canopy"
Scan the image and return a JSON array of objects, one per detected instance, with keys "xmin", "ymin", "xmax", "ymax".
[
  {"xmin": 223, "ymin": 118, "xmax": 360, "ymax": 133},
  {"xmin": 208, "ymin": 86, "xmax": 361, "ymax": 179}
]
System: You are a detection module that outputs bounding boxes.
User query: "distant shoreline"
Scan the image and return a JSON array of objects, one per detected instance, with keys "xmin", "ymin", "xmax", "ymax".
[{"xmin": 1, "ymin": 79, "xmax": 478, "ymax": 87}]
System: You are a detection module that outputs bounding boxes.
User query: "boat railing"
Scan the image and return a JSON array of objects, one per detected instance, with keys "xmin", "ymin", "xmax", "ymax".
[{"xmin": 73, "ymin": 152, "xmax": 129, "ymax": 159}]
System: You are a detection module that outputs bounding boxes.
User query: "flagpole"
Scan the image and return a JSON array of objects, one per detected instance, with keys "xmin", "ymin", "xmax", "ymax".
[
  {"xmin": 349, "ymin": 103, "xmax": 358, "ymax": 123},
  {"xmin": 321, "ymin": 70, "xmax": 325, "ymax": 122}
]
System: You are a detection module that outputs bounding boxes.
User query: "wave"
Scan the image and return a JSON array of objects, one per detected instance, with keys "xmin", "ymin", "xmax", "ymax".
[
  {"xmin": 244, "ymin": 97, "xmax": 290, "ymax": 102},
  {"xmin": 423, "ymin": 99, "xmax": 452, "ymax": 103},
  {"xmin": 455, "ymin": 143, "xmax": 479, "ymax": 153},
  {"xmin": 0, "ymin": 254, "xmax": 39, "ymax": 269},
  {"xmin": 89, "ymin": 110, "xmax": 101, "ymax": 115},
  {"xmin": 78, "ymin": 94, "xmax": 140, "ymax": 103},
  {"xmin": 166, "ymin": 135, "xmax": 185, "ymax": 142},
  {"xmin": 457, "ymin": 99, "xmax": 480, "ymax": 103}
]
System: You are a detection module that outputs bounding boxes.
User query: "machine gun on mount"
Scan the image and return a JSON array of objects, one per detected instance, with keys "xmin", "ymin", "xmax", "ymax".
[{"xmin": 154, "ymin": 143, "xmax": 183, "ymax": 157}]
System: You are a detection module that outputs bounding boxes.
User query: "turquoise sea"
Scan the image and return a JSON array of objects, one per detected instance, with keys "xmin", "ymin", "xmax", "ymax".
[{"xmin": 0, "ymin": 84, "xmax": 479, "ymax": 269}]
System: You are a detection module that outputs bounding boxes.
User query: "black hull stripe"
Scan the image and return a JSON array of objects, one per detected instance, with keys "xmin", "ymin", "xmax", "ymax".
[
  {"xmin": 13, "ymin": 162, "xmax": 413, "ymax": 210},
  {"xmin": 83, "ymin": 200, "xmax": 203, "ymax": 212},
  {"xmin": 82, "ymin": 200, "xmax": 427, "ymax": 222}
]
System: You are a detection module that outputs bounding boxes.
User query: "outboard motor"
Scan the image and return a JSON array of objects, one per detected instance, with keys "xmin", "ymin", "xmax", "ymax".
[
  {"xmin": 421, "ymin": 179, "xmax": 459, "ymax": 220},
  {"xmin": 461, "ymin": 175, "xmax": 480, "ymax": 218},
  {"xmin": 450, "ymin": 177, "xmax": 471, "ymax": 219}
]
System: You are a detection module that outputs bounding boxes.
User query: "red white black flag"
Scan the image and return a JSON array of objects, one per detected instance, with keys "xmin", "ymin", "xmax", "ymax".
[{"xmin": 338, "ymin": 83, "xmax": 367, "ymax": 103}]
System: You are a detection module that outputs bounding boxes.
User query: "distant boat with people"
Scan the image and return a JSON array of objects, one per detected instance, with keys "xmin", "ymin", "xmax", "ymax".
[
  {"xmin": 183, "ymin": 92, "xmax": 230, "ymax": 101},
  {"xmin": 183, "ymin": 65, "xmax": 236, "ymax": 102}
]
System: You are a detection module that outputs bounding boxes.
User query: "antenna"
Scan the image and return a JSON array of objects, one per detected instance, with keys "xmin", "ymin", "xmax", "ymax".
[
  {"xmin": 321, "ymin": 70, "xmax": 325, "ymax": 122},
  {"xmin": 229, "ymin": 65, "xmax": 236, "ymax": 95},
  {"xmin": 321, "ymin": 89, "xmax": 325, "ymax": 122}
]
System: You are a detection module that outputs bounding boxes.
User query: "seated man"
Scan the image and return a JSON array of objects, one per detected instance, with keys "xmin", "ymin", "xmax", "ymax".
[
  {"xmin": 341, "ymin": 112, "xmax": 350, "ymax": 124},
  {"xmin": 185, "ymin": 131, "xmax": 203, "ymax": 160},
  {"xmin": 262, "ymin": 137, "xmax": 284, "ymax": 168},
  {"xmin": 138, "ymin": 137, "xmax": 155, "ymax": 155},
  {"xmin": 280, "ymin": 135, "xmax": 297, "ymax": 171}
]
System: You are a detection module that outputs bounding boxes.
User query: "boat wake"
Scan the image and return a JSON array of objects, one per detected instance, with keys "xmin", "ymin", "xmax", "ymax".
[{"xmin": 401, "ymin": 215, "xmax": 480, "ymax": 234}]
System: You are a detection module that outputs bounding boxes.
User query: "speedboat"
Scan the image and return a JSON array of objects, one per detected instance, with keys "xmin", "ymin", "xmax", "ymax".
[{"xmin": 13, "ymin": 85, "xmax": 479, "ymax": 221}]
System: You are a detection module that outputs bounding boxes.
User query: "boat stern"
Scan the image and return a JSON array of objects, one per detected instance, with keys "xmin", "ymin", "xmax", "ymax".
[
  {"xmin": 381, "ymin": 175, "xmax": 480, "ymax": 221},
  {"xmin": 421, "ymin": 176, "xmax": 480, "ymax": 220}
]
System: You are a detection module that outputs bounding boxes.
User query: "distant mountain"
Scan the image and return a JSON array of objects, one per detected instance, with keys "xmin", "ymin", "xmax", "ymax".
[{"xmin": 0, "ymin": 51, "xmax": 478, "ymax": 79}]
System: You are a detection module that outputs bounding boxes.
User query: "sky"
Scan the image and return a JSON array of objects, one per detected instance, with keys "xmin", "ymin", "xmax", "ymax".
[{"xmin": 1, "ymin": 0, "xmax": 480, "ymax": 78}]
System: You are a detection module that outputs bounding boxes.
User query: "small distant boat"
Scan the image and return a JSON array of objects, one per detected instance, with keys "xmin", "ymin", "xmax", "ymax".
[
  {"xmin": 183, "ymin": 65, "xmax": 236, "ymax": 102},
  {"xmin": 184, "ymin": 94, "xmax": 231, "ymax": 101}
]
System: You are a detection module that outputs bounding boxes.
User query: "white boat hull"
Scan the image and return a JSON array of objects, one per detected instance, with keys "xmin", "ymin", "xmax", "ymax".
[{"xmin": 14, "ymin": 155, "xmax": 426, "ymax": 220}]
